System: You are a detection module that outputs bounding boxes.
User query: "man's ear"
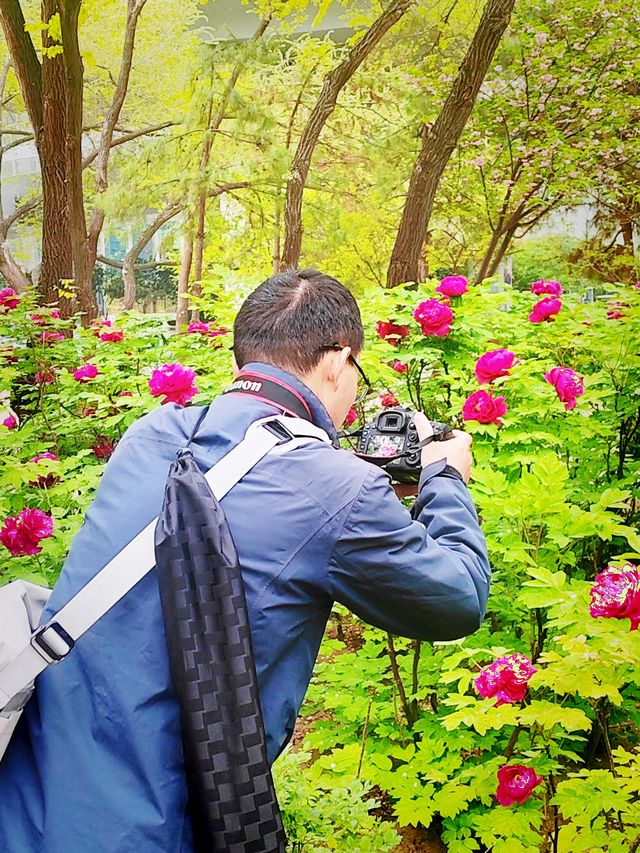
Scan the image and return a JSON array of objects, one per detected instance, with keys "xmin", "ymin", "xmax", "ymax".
[{"xmin": 327, "ymin": 346, "xmax": 351, "ymax": 387}]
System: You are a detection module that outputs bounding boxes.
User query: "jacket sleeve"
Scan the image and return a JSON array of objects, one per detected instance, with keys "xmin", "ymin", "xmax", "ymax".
[{"xmin": 328, "ymin": 459, "xmax": 491, "ymax": 641}]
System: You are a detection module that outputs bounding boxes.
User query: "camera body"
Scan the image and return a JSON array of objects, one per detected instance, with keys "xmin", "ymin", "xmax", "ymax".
[{"xmin": 358, "ymin": 407, "xmax": 453, "ymax": 483}]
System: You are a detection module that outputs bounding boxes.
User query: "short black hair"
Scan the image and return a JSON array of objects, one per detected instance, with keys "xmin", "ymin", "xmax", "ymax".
[{"xmin": 233, "ymin": 268, "xmax": 364, "ymax": 374}]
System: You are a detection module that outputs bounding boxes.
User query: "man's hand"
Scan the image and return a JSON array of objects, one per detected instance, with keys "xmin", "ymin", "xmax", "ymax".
[{"xmin": 413, "ymin": 412, "xmax": 473, "ymax": 483}]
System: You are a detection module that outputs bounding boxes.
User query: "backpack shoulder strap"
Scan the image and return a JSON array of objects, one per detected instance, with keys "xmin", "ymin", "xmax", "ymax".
[{"xmin": 0, "ymin": 415, "xmax": 329, "ymax": 711}]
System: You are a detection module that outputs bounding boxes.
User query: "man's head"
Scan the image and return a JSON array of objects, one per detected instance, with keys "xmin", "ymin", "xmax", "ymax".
[{"xmin": 233, "ymin": 269, "xmax": 366, "ymax": 427}]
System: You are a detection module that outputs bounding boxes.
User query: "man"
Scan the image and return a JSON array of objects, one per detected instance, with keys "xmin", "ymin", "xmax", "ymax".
[{"xmin": 0, "ymin": 269, "xmax": 489, "ymax": 852}]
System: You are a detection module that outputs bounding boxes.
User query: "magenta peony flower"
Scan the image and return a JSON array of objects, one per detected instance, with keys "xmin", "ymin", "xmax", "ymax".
[
  {"xmin": 475, "ymin": 349, "xmax": 518, "ymax": 384},
  {"xmin": 92, "ymin": 436, "xmax": 114, "ymax": 460},
  {"xmin": 529, "ymin": 297, "xmax": 562, "ymax": 323},
  {"xmin": 187, "ymin": 321, "xmax": 211, "ymax": 335},
  {"xmin": 2, "ymin": 415, "xmax": 17, "ymax": 430},
  {"xmin": 29, "ymin": 452, "xmax": 60, "ymax": 488},
  {"xmin": 392, "ymin": 360, "xmax": 407, "ymax": 373},
  {"xmin": 474, "ymin": 653, "xmax": 537, "ymax": 705},
  {"xmin": 496, "ymin": 765, "xmax": 543, "ymax": 807},
  {"xmin": 0, "ymin": 287, "xmax": 20, "ymax": 309},
  {"xmin": 41, "ymin": 331, "xmax": 65, "ymax": 344},
  {"xmin": 380, "ymin": 391, "xmax": 399, "ymax": 407},
  {"xmin": 0, "ymin": 508, "xmax": 54, "ymax": 556},
  {"xmin": 149, "ymin": 363, "xmax": 198, "ymax": 406},
  {"xmin": 72, "ymin": 364, "xmax": 99, "ymax": 383},
  {"xmin": 589, "ymin": 564, "xmax": 640, "ymax": 630},
  {"xmin": 531, "ymin": 279, "xmax": 563, "ymax": 296},
  {"xmin": 413, "ymin": 299, "xmax": 454, "ymax": 337},
  {"xmin": 436, "ymin": 275, "xmax": 468, "ymax": 297},
  {"xmin": 98, "ymin": 328, "xmax": 124, "ymax": 342},
  {"xmin": 376, "ymin": 320, "xmax": 410, "ymax": 345},
  {"xmin": 344, "ymin": 407, "xmax": 357, "ymax": 427},
  {"xmin": 545, "ymin": 367, "xmax": 584, "ymax": 410},
  {"xmin": 463, "ymin": 389, "xmax": 507, "ymax": 425}
]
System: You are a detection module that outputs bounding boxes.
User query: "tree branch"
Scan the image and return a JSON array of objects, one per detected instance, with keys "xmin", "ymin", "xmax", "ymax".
[{"xmin": 0, "ymin": 0, "xmax": 42, "ymax": 136}]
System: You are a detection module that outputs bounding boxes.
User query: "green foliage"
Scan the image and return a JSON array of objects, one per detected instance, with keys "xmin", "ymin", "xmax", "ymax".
[{"xmin": 273, "ymin": 750, "xmax": 400, "ymax": 851}]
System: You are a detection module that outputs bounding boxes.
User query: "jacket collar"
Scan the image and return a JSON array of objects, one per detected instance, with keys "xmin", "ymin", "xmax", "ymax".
[{"xmin": 241, "ymin": 362, "xmax": 338, "ymax": 443}]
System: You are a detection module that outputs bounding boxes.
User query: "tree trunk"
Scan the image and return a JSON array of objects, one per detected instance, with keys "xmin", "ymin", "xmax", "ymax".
[
  {"xmin": 0, "ymin": 241, "xmax": 31, "ymax": 290},
  {"xmin": 121, "ymin": 201, "xmax": 182, "ymax": 310},
  {"xmin": 386, "ymin": 0, "xmax": 516, "ymax": 287},
  {"xmin": 40, "ymin": 1, "xmax": 74, "ymax": 313},
  {"xmin": 176, "ymin": 235, "xmax": 193, "ymax": 329},
  {"xmin": 477, "ymin": 225, "xmax": 503, "ymax": 283},
  {"xmin": 280, "ymin": 0, "xmax": 412, "ymax": 269},
  {"xmin": 487, "ymin": 225, "xmax": 516, "ymax": 278}
]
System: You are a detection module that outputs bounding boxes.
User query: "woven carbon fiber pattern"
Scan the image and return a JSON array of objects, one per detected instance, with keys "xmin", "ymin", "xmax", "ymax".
[{"xmin": 154, "ymin": 448, "xmax": 286, "ymax": 852}]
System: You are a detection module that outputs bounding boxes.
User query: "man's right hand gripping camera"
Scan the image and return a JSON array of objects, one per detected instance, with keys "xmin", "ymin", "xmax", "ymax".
[{"xmin": 357, "ymin": 406, "xmax": 454, "ymax": 484}]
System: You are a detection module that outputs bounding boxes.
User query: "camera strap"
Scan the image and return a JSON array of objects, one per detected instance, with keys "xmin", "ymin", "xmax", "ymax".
[{"xmin": 223, "ymin": 371, "xmax": 313, "ymax": 421}]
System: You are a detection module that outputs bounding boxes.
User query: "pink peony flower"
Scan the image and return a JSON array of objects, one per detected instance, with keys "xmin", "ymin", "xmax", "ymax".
[
  {"xmin": 462, "ymin": 389, "xmax": 507, "ymax": 425},
  {"xmin": 187, "ymin": 321, "xmax": 211, "ymax": 335},
  {"xmin": 531, "ymin": 280, "xmax": 563, "ymax": 296},
  {"xmin": 92, "ymin": 320, "xmax": 112, "ymax": 334},
  {"xmin": 436, "ymin": 275, "xmax": 468, "ymax": 297},
  {"xmin": 607, "ymin": 301, "xmax": 629, "ymax": 320},
  {"xmin": 0, "ymin": 508, "xmax": 54, "ymax": 556},
  {"xmin": 589, "ymin": 564, "xmax": 640, "ymax": 630},
  {"xmin": 529, "ymin": 296, "xmax": 562, "ymax": 323},
  {"xmin": 545, "ymin": 367, "xmax": 584, "ymax": 410},
  {"xmin": 496, "ymin": 765, "xmax": 543, "ymax": 807},
  {"xmin": 50, "ymin": 309, "xmax": 60, "ymax": 319},
  {"xmin": 92, "ymin": 436, "xmax": 114, "ymax": 460},
  {"xmin": 413, "ymin": 299, "xmax": 454, "ymax": 337},
  {"xmin": 0, "ymin": 287, "xmax": 20, "ymax": 309},
  {"xmin": 2, "ymin": 415, "xmax": 17, "ymax": 430},
  {"xmin": 376, "ymin": 320, "xmax": 410, "ymax": 345},
  {"xmin": 41, "ymin": 331, "xmax": 65, "ymax": 344},
  {"xmin": 149, "ymin": 363, "xmax": 198, "ymax": 406},
  {"xmin": 475, "ymin": 349, "xmax": 518, "ymax": 384},
  {"xmin": 380, "ymin": 391, "xmax": 399, "ymax": 408},
  {"xmin": 392, "ymin": 360, "xmax": 407, "ymax": 373},
  {"xmin": 35, "ymin": 367, "xmax": 56, "ymax": 384},
  {"xmin": 72, "ymin": 364, "xmax": 99, "ymax": 383},
  {"xmin": 344, "ymin": 407, "xmax": 357, "ymax": 427},
  {"xmin": 30, "ymin": 310, "xmax": 60, "ymax": 326},
  {"xmin": 98, "ymin": 328, "xmax": 124, "ymax": 342},
  {"xmin": 29, "ymin": 452, "xmax": 60, "ymax": 488},
  {"xmin": 474, "ymin": 653, "xmax": 537, "ymax": 705},
  {"xmin": 119, "ymin": 391, "xmax": 133, "ymax": 397}
]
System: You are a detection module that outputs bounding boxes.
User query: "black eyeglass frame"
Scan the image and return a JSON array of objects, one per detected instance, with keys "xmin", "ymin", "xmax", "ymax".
[{"xmin": 319, "ymin": 344, "xmax": 372, "ymax": 403}]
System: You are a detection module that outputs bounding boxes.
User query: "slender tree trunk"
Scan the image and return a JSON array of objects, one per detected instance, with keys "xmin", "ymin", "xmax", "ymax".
[
  {"xmin": 121, "ymin": 201, "xmax": 181, "ymax": 310},
  {"xmin": 190, "ymin": 18, "xmax": 269, "ymax": 320},
  {"xmin": 386, "ymin": 0, "xmax": 516, "ymax": 287},
  {"xmin": 487, "ymin": 225, "xmax": 516, "ymax": 277},
  {"xmin": 176, "ymin": 235, "xmax": 193, "ymax": 329},
  {"xmin": 280, "ymin": 0, "xmax": 412, "ymax": 269},
  {"xmin": 477, "ymin": 225, "xmax": 503, "ymax": 283}
]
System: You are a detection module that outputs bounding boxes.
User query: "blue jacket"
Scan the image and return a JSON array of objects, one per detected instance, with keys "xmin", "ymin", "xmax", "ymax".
[{"xmin": 0, "ymin": 362, "xmax": 490, "ymax": 852}]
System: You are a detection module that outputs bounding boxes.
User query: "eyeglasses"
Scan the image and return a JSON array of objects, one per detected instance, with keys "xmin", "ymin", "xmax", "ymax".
[{"xmin": 319, "ymin": 344, "xmax": 372, "ymax": 405}]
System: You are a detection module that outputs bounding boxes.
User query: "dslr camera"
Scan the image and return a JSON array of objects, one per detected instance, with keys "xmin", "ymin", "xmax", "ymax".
[{"xmin": 357, "ymin": 407, "xmax": 454, "ymax": 484}]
